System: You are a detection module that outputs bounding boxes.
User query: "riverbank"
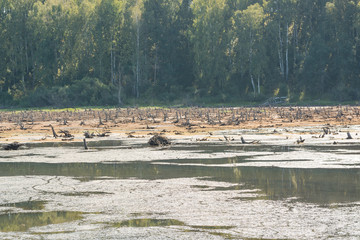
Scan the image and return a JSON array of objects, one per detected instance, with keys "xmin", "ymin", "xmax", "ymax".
[{"xmin": 0, "ymin": 106, "xmax": 359, "ymax": 144}]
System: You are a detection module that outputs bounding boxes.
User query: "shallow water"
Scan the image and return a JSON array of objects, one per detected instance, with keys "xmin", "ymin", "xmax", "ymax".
[{"xmin": 1, "ymin": 128, "xmax": 360, "ymax": 239}]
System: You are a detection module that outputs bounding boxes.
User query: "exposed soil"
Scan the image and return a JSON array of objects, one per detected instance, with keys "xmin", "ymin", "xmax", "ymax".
[{"xmin": 1, "ymin": 106, "xmax": 359, "ymax": 143}]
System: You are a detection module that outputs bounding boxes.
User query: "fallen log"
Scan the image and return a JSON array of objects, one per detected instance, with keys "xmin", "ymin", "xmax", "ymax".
[
  {"xmin": 240, "ymin": 136, "xmax": 260, "ymax": 144},
  {"xmin": 3, "ymin": 142, "xmax": 22, "ymax": 150},
  {"xmin": 59, "ymin": 130, "xmax": 73, "ymax": 138}
]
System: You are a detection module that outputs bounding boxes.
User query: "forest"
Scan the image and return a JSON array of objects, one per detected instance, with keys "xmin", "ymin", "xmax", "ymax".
[{"xmin": 0, "ymin": 0, "xmax": 360, "ymax": 107}]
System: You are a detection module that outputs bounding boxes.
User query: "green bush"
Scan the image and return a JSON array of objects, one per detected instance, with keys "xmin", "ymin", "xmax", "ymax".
[
  {"xmin": 330, "ymin": 85, "xmax": 360, "ymax": 102},
  {"xmin": 20, "ymin": 77, "xmax": 116, "ymax": 107},
  {"xmin": 66, "ymin": 77, "xmax": 116, "ymax": 106},
  {"xmin": 0, "ymin": 91, "xmax": 15, "ymax": 107}
]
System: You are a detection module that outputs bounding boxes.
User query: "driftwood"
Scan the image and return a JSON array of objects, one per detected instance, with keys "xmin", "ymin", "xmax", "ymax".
[
  {"xmin": 84, "ymin": 131, "xmax": 110, "ymax": 138},
  {"xmin": 323, "ymin": 127, "xmax": 330, "ymax": 135},
  {"xmin": 223, "ymin": 136, "xmax": 234, "ymax": 142},
  {"xmin": 50, "ymin": 125, "xmax": 58, "ymax": 138},
  {"xmin": 59, "ymin": 130, "xmax": 73, "ymax": 138},
  {"xmin": 196, "ymin": 137, "xmax": 208, "ymax": 142},
  {"xmin": 346, "ymin": 132, "xmax": 353, "ymax": 140},
  {"xmin": 240, "ymin": 136, "xmax": 260, "ymax": 144},
  {"xmin": 84, "ymin": 131, "xmax": 95, "ymax": 138},
  {"xmin": 96, "ymin": 132, "xmax": 110, "ymax": 137},
  {"xmin": 3, "ymin": 142, "xmax": 22, "ymax": 150},
  {"xmin": 148, "ymin": 134, "xmax": 171, "ymax": 146},
  {"xmin": 296, "ymin": 136, "xmax": 305, "ymax": 144},
  {"xmin": 83, "ymin": 138, "xmax": 88, "ymax": 150}
]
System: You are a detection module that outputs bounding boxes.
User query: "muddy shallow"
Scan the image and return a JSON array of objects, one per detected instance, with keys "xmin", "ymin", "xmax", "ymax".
[{"xmin": 1, "ymin": 125, "xmax": 360, "ymax": 239}]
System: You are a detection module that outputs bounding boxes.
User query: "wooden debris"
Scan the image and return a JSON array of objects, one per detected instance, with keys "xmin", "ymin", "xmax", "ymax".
[
  {"xmin": 296, "ymin": 136, "xmax": 305, "ymax": 144},
  {"xmin": 84, "ymin": 131, "xmax": 95, "ymax": 138},
  {"xmin": 196, "ymin": 137, "xmax": 208, "ymax": 142},
  {"xmin": 61, "ymin": 137, "xmax": 74, "ymax": 141},
  {"xmin": 323, "ymin": 127, "xmax": 330, "ymax": 135},
  {"xmin": 346, "ymin": 132, "xmax": 353, "ymax": 139},
  {"xmin": 97, "ymin": 132, "xmax": 110, "ymax": 137},
  {"xmin": 50, "ymin": 125, "xmax": 58, "ymax": 138},
  {"xmin": 223, "ymin": 136, "xmax": 234, "ymax": 142},
  {"xmin": 59, "ymin": 130, "xmax": 73, "ymax": 138},
  {"xmin": 83, "ymin": 138, "xmax": 88, "ymax": 150},
  {"xmin": 3, "ymin": 142, "xmax": 22, "ymax": 150},
  {"xmin": 148, "ymin": 134, "xmax": 171, "ymax": 146},
  {"xmin": 240, "ymin": 136, "xmax": 260, "ymax": 144}
]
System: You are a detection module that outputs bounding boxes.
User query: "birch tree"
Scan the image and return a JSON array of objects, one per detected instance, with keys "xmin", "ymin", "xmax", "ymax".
[
  {"xmin": 190, "ymin": 0, "xmax": 229, "ymax": 97},
  {"xmin": 232, "ymin": 3, "xmax": 266, "ymax": 97}
]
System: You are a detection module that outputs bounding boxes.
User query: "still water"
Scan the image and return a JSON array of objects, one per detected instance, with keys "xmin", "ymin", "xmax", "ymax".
[{"xmin": 0, "ymin": 138, "xmax": 360, "ymax": 239}]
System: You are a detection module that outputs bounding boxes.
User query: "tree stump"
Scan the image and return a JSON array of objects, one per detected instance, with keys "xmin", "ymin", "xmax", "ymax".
[{"xmin": 148, "ymin": 134, "xmax": 171, "ymax": 146}]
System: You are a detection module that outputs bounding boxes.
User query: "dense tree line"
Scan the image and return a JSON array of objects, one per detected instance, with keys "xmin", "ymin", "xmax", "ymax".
[{"xmin": 1, "ymin": 0, "xmax": 360, "ymax": 107}]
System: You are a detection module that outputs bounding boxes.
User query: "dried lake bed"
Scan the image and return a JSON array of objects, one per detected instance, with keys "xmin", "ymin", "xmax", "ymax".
[{"xmin": 1, "ymin": 125, "xmax": 360, "ymax": 239}]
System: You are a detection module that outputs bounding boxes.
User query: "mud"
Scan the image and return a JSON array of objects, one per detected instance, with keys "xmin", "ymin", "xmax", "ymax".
[{"xmin": 0, "ymin": 123, "xmax": 360, "ymax": 239}]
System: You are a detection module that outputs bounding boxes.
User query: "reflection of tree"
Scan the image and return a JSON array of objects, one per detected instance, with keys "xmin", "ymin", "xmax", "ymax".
[
  {"xmin": 232, "ymin": 167, "xmax": 360, "ymax": 204},
  {"xmin": 1, "ymin": 162, "xmax": 359, "ymax": 204},
  {"xmin": 113, "ymin": 218, "xmax": 184, "ymax": 228},
  {"xmin": 0, "ymin": 211, "xmax": 82, "ymax": 232}
]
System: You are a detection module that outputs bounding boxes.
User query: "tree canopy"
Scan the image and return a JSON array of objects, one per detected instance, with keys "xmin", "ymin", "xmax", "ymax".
[{"xmin": 1, "ymin": 0, "xmax": 360, "ymax": 107}]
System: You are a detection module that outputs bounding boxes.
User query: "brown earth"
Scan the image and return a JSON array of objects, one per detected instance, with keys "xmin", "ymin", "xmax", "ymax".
[{"xmin": 0, "ymin": 106, "xmax": 359, "ymax": 143}]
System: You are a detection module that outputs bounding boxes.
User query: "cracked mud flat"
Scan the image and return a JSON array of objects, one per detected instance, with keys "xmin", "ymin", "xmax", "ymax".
[{"xmin": 1, "ymin": 125, "xmax": 360, "ymax": 239}]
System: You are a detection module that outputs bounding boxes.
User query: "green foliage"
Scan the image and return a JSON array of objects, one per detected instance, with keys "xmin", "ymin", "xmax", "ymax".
[
  {"xmin": 21, "ymin": 77, "xmax": 116, "ymax": 107},
  {"xmin": 1, "ymin": 0, "xmax": 360, "ymax": 107}
]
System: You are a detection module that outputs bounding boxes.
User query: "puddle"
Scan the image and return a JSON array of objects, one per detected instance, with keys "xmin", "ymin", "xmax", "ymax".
[
  {"xmin": 0, "ymin": 153, "xmax": 43, "ymax": 159},
  {"xmin": 1, "ymin": 132, "xmax": 360, "ymax": 239},
  {"xmin": 0, "ymin": 201, "xmax": 46, "ymax": 210},
  {"xmin": 0, "ymin": 211, "xmax": 83, "ymax": 232},
  {"xmin": 0, "ymin": 162, "xmax": 360, "ymax": 203},
  {"xmin": 157, "ymin": 156, "xmax": 311, "ymax": 165},
  {"xmin": 113, "ymin": 218, "xmax": 184, "ymax": 228}
]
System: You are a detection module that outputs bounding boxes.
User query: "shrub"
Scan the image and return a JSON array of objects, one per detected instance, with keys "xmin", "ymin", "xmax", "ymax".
[{"xmin": 20, "ymin": 77, "xmax": 117, "ymax": 108}]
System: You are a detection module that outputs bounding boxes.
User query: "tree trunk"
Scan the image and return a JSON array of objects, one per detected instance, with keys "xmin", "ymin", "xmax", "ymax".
[
  {"xmin": 249, "ymin": 30, "xmax": 256, "ymax": 97},
  {"xmin": 110, "ymin": 42, "xmax": 113, "ymax": 84},
  {"xmin": 293, "ymin": 21, "xmax": 298, "ymax": 69},
  {"xmin": 251, "ymin": 75, "xmax": 256, "ymax": 97},
  {"xmin": 285, "ymin": 22, "xmax": 289, "ymax": 82},
  {"xmin": 154, "ymin": 44, "xmax": 158, "ymax": 84},
  {"xmin": 278, "ymin": 22, "xmax": 284, "ymax": 78},
  {"xmin": 118, "ymin": 71, "xmax": 123, "ymax": 105},
  {"xmin": 135, "ymin": 15, "xmax": 140, "ymax": 98}
]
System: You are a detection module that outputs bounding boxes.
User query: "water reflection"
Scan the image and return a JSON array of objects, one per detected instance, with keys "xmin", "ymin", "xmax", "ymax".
[
  {"xmin": 113, "ymin": 219, "xmax": 184, "ymax": 228},
  {"xmin": 0, "ymin": 201, "xmax": 46, "ymax": 210},
  {"xmin": 0, "ymin": 161, "xmax": 360, "ymax": 204},
  {"xmin": 26, "ymin": 140, "xmax": 125, "ymax": 148},
  {"xmin": 0, "ymin": 211, "xmax": 83, "ymax": 232}
]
